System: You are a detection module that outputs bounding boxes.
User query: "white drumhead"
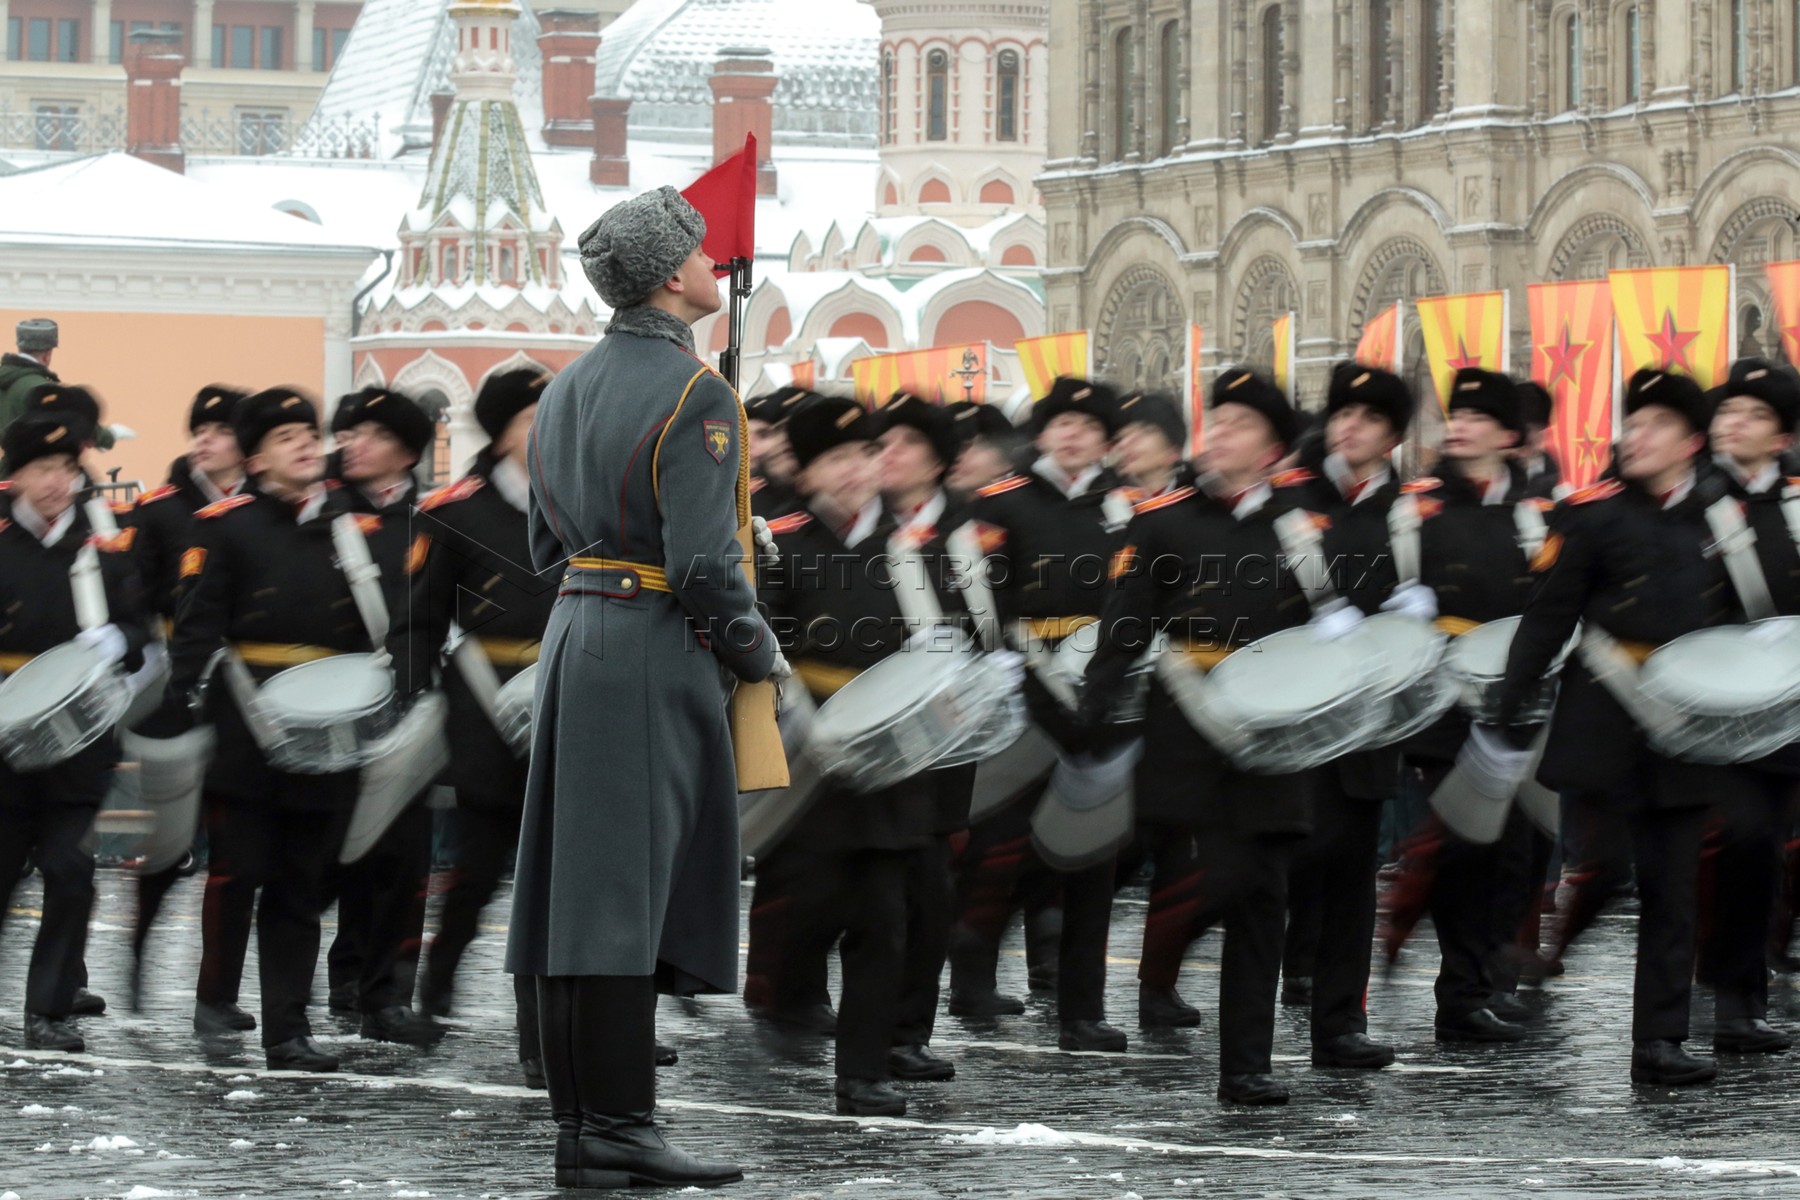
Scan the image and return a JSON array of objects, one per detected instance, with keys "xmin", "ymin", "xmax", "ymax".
[
  {"xmin": 259, "ymin": 655, "xmax": 393, "ymax": 721},
  {"xmin": 1643, "ymin": 624, "xmax": 1800, "ymax": 713},
  {"xmin": 811, "ymin": 637, "xmax": 973, "ymax": 738},
  {"xmin": 1207, "ymin": 628, "xmax": 1365, "ymax": 718},
  {"xmin": 1361, "ymin": 613, "xmax": 1444, "ymax": 690},
  {"xmin": 1446, "ymin": 616, "xmax": 1518, "ymax": 679},
  {"xmin": 0, "ymin": 640, "xmax": 106, "ymax": 724},
  {"xmin": 496, "ymin": 663, "xmax": 538, "ymax": 710}
]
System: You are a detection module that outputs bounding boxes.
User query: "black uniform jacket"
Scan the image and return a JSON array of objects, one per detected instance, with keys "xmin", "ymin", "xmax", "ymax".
[
  {"xmin": 168, "ymin": 483, "xmax": 386, "ymax": 804},
  {"xmin": 1083, "ymin": 478, "xmax": 1321, "ymax": 835},
  {"xmin": 760, "ymin": 498, "xmax": 967, "ymax": 852},
  {"xmin": 1495, "ymin": 469, "xmax": 1742, "ymax": 800},
  {"xmin": 1720, "ymin": 465, "xmax": 1800, "ymax": 618},
  {"xmin": 0, "ymin": 487, "xmax": 150, "ymax": 790},
  {"xmin": 749, "ymin": 472, "xmax": 800, "ymax": 522},
  {"xmin": 1397, "ymin": 461, "xmax": 1542, "ymax": 764},
  {"xmin": 389, "ymin": 458, "xmax": 557, "ymax": 808},
  {"xmin": 964, "ymin": 464, "xmax": 1129, "ymax": 625},
  {"xmin": 127, "ymin": 456, "xmax": 240, "ymax": 623}
]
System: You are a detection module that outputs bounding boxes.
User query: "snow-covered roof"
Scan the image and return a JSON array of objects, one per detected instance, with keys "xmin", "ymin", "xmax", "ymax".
[
  {"xmin": 302, "ymin": 0, "xmax": 544, "ymax": 159},
  {"xmin": 0, "ymin": 152, "xmax": 380, "ymax": 259},
  {"xmin": 593, "ymin": 0, "xmax": 878, "ymax": 147}
]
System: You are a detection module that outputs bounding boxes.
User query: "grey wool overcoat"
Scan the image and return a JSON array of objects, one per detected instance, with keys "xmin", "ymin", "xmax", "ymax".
[{"xmin": 504, "ymin": 309, "xmax": 776, "ymax": 993}]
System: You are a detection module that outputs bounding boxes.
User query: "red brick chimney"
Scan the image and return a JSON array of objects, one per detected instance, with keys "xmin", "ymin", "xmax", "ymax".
[
  {"xmin": 125, "ymin": 28, "xmax": 185, "ymax": 174},
  {"xmin": 709, "ymin": 46, "xmax": 777, "ymax": 195},
  {"xmin": 537, "ymin": 9, "xmax": 600, "ymax": 148},
  {"xmin": 589, "ymin": 97, "xmax": 630, "ymax": 187}
]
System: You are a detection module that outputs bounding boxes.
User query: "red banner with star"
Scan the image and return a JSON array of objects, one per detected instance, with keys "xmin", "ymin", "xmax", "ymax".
[
  {"xmin": 1416, "ymin": 291, "xmax": 1510, "ymax": 409},
  {"xmin": 1528, "ymin": 280, "xmax": 1616, "ymax": 491},
  {"xmin": 1607, "ymin": 265, "xmax": 1734, "ymax": 388},
  {"xmin": 1765, "ymin": 260, "xmax": 1800, "ymax": 367}
]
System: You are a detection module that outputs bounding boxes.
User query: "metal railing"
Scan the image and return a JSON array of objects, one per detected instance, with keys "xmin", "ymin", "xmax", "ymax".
[{"xmin": 0, "ymin": 102, "xmax": 379, "ymax": 158}]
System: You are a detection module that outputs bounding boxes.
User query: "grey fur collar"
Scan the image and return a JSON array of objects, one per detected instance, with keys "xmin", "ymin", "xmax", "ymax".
[{"xmin": 606, "ymin": 305, "xmax": 696, "ymax": 353}]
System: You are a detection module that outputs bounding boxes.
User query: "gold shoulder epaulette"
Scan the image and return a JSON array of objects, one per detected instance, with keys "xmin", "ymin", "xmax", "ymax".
[
  {"xmin": 1401, "ymin": 477, "xmax": 1442, "ymax": 495},
  {"xmin": 767, "ymin": 511, "xmax": 812, "ymax": 535},
  {"xmin": 135, "ymin": 484, "xmax": 179, "ymax": 507},
  {"xmin": 1567, "ymin": 479, "xmax": 1623, "ymax": 505},
  {"xmin": 1269, "ymin": 467, "xmax": 1317, "ymax": 488},
  {"xmin": 196, "ymin": 494, "xmax": 255, "ymax": 519},
  {"xmin": 419, "ymin": 475, "xmax": 484, "ymax": 512},
  {"xmin": 1134, "ymin": 486, "xmax": 1195, "ymax": 515},
  {"xmin": 975, "ymin": 474, "xmax": 1028, "ymax": 498}
]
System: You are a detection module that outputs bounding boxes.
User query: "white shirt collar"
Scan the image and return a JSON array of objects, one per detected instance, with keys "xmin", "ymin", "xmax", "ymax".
[
  {"xmin": 842, "ymin": 495, "xmax": 884, "ymax": 548},
  {"xmin": 10, "ymin": 494, "xmax": 76, "ymax": 546},
  {"xmin": 1323, "ymin": 453, "xmax": 1391, "ymax": 504},
  {"xmin": 1032, "ymin": 454, "xmax": 1104, "ymax": 499},
  {"xmin": 1716, "ymin": 453, "xmax": 1781, "ymax": 495},
  {"xmin": 262, "ymin": 481, "xmax": 328, "ymax": 524},
  {"xmin": 193, "ymin": 468, "xmax": 243, "ymax": 506},
  {"xmin": 362, "ymin": 477, "xmax": 414, "ymax": 511},
  {"xmin": 1660, "ymin": 471, "xmax": 1697, "ymax": 510},
  {"xmin": 1232, "ymin": 482, "xmax": 1272, "ymax": 519},
  {"xmin": 1472, "ymin": 470, "xmax": 1512, "ymax": 506},
  {"xmin": 491, "ymin": 456, "xmax": 530, "ymax": 513},
  {"xmin": 892, "ymin": 489, "xmax": 946, "ymax": 536}
]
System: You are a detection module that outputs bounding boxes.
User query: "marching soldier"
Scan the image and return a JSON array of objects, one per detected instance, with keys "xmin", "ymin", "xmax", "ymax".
[
  {"xmin": 1515, "ymin": 381, "xmax": 1563, "ymax": 500},
  {"xmin": 952, "ymin": 377, "xmax": 1129, "ymax": 1053},
  {"xmin": 747, "ymin": 386, "xmax": 804, "ymax": 520},
  {"xmin": 0, "ymin": 413, "xmax": 150, "ymax": 1051},
  {"xmin": 125, "ymin": 385, "xmax": 248, "ymax": 1006},
  {"xmin": 169, "ymin": 387, "xmax": 383, "ymax": 1071},
  {"xmin": 944, "ymin": 399, "xmax": 1024, "ymax": 497},
  {"xmin": 1113, "ymin": 391, "xmax": 1189, "ymax": 500},
  {"xmin": 1492, "ymin": 368, "xmax": 1747, "ymax": 1085},
  {"xmin": 397, "ymin": 367, "xmax": 554, "ymax": 1085},
  {"xmin": 1277, "ymin": 363, "xmax": 1418, "ymax": 1069},
  {"xmin": 1081, "ymin": 368, "xmax": 1328, "ymax": 1105},
  {"xmin": 321, "ymin": 386, "xmax": 443, "ymax": 1046}
]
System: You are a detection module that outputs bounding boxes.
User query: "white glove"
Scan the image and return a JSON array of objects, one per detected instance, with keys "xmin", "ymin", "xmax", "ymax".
[
  {"xmin": 1308, "ymin": 598, "xmax": 1365, "ymax": 642},
  {"xmin": 108, "ymin": 423, "xmax": 137, "ymax": 441},
  {"xmin": 1380, "ymin": 582, "xmax": 1439, "ymax": 623},
  {"xmin": 752, "ymin": 516, "xmax": 778, "ymax": 571},
  {"xmin": 1457, "ymin": 724, "xmax": 1535, "ymax": 800},
  {"xmin": 767, "ymin": 651, "xmax": 793, "ymax": 682},
  {"xmin": 986, "ymin": 648, "xmax": 1026, "ymax": 692},
  {"xmin": 76, "ymin": 623, "xmax": 128, "ymax": 666}
]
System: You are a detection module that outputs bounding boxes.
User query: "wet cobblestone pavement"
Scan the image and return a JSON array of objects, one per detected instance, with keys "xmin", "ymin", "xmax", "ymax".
[{"xmin": 6, "ymin": 873, "xmax": 1800, "ymax": 1198}]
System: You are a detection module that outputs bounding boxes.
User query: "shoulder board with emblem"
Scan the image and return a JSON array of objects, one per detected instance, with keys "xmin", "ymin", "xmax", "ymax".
[
  {"xmin": 1269, "ymin": 468, "xmax": 1318, "ymax": 489},
  {"xmin": 1134, "ymin": 486, "xmax": 1195, "ymax": 515},
  {"xmin": 135, "ymin": 485, "xmax": 179, "ymax": 507},
  {"xmin": 196, "ymin": 494, "xmax": 256, "ymax": 519},
  {"xmin": 419, "ymin": 475, "xmax": 484, "ymax": 513},
  {"xmin": 766, "ymin": 512, "xmax": 812, "ymax": 535},
  {"xmin": 749, "ymin": 476, "xmax": 766, "ymax": 494},
  {"xmin": 975, "ymin": 474, "xmax": 1029, "ymax": 498},
  {"xmin": 108, "ymin": 499, "xmax": 134, "ymax": 516},
  {"xmin": 96, "ymin": 527, "xmax": 136, "ymax": 553},
  {"xmin": 1529, "ymin": 497, "xmax": 1555, "ymax": 512},
  {"xmin": 1415, "ymin": 497, "xmax": 1445, "ymax": 520},
  {"xmin": 1565, "ymin": 479, "xmax": 1623, "ymax": 505},
  {"xmin": 353, "ymin": 514, "xmax": 382, "ymax": 536},
  {"xmin": 1401, "ymin": 477, "xmax": 1442, "ymax": 494}
]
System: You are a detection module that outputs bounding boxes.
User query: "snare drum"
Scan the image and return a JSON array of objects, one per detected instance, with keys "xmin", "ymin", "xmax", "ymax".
[
  {"xmin": 1638, "ymin": 618, "xmax": 1800, "ymax": 764},
  {"xmin": 0, "ymin": 641, "xmax": 134, "ymax": 772},
  {"xmin": 494, "ymin": 664, "xmax": 538, "ymax": 758},
  {"xmin": 251, "ymin": 654, "xmax": 398, "ymax": 774},
  {"xmin": 1179, "ymin": 628, "xmax": 1384, "ymax": 774},
  {"xmin": 1445, "ymin": 616, "xmax": 1570, "ymax": 725},
  {"xmin": 1036, "ymin": 623, "xmax": 1153, "ymax": 723},
  {"xmin": 807, "ymin": 629, "xmax": 1010, "ymax": 792},
  {"xmin": 1359, "ymin": 613, "xmax": 1455, "ymax": 747}
]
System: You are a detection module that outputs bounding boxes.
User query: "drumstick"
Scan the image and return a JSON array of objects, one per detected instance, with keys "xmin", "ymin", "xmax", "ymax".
[
  {"xmin": 69, "ymin": 544, "xmax": 110, "ymax": 632},
  {"xmin": 1387, "ymin": 495, "xmax": 1422, "ymax": 586},
  {"xmin": 1274, "ymin": 509, "xmax": 1338, "ymax": 611},
  {"xmin": 449, "ymin": 626, "xmax": 502, "ymax": 725}
]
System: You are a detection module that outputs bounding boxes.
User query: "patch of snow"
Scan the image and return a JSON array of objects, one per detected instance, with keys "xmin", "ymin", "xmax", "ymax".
[
  {"xmin": 837, "ymin": 1180, "xmax": 895, "ymax": 1186},
  {"xmin": 942, "ymin": 1123, "xmax": 1075, "ymax": 1147},
  {"xmin": 20, "ymin": 1103, "xmax": 55, "ymax": 1114},
  {"xmin": 5, "ymin": 1059, "xmax": 28, "ymax": 1067},
  {"xmin": 229, "ymin": 1074, "xmax": 254, "ymax": 1083},
  {"xmin": 449, "ymin": 1109, "xmax": 476, "ymax": 1118},
  {"xmin": 290, "ymin": 1116, "xmax": 310, "ymax": 1124},
  {"xmin": 230, "ymin": 1139, "xmax": 255, "ymax": 1148},
  {"xmin": 84, "ymin": 1135, "xmax": 140, "ymax": 1151},
  {"xmin": 224, "ymin": 1090, "xmax": 260, "ymax": 1101},
  {"xmin": 62, "ymin": 1104, "xmax": 82, "ymax": 1112},
  {"xmin": 124, "ymin": 1187, "xmax": 176, "ymax": 1199},
  {"xmin": 392, "ymin": 1192, "xmax": 432, "ymax": 1198},
  {"xmin": 275, "ymin": 1142, "xmax": 291, "ymax": 1149},
  {"xmin": 2, "ymin": 1190, "xmax": 17, "ymax": 1199},
  {"xmin": 35, "ymin": 1141, "xmax": 54, "ymax": 1151}
]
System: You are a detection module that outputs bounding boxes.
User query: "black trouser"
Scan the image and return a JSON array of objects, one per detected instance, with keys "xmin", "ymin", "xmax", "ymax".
[
  {"xmin": 1705, "ymin": 769, "xmax": 1787, "ymax": 1023},
  {"xmin": 744, "ymin": 837, "xmax": 832, "ymax": 1014},
  {"xmin": 328, "ymin": 801, "xmax": 432, "ymax": 1012},
  {"xmin": 422, "ymin": 803, "xmax": 521, "ymax": 1005},
  {"xmin": 1284, "ymin": 782, "xmax": 1385, "ymax": 1043},
  {"xmin": 537, "ymin": 975, "xmax": 654, "ymax": 1141},
  {"xmin": 1196, "ymin": 826, "xmax": 1293, "ymax": 1078},
  {"xmin": 197, "ymin": 783, "xmax": 354, "ymax": 1045},
  {"xmin": 893, "ymin": 836, "xmax": 955, "ymax": 1047},
  {"xmin": 0, "ymin": 768, "xmax": 101, "ymax": 1018},
  {"xmin": 1488, "ymin": 820, "xmax": 1554, "ymax": 995},
  {"xmin": 1134, "ymin": 823, "xmax": 1201, "ymax": 992},
  {"xmin": 785, "ymin": 847, "xmax": 910, "ymax": 1079}
]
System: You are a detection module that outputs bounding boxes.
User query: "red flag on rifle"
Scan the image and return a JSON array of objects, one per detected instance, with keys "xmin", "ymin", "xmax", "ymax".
[{"xmin": 681, "ymin": 132, "xmax": 758, "ymax": 275}]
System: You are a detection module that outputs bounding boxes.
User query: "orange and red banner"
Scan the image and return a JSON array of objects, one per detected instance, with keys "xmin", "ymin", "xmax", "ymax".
[
  {"xmin": 1528, "ymin": 280, "xmax": 1616, "ymax": 491},
  {"xmin": 1184, "ymin": 323, "xmax": 1206, "ymax": 456},
  {"xmin": 789, "ymin": 360, "xmax": 816, "ymax": 389},
  {"xmin": 1608, "ymin": 265, "xmax": 1734, "ymax": 388},
  {"xmin": 850, "ymin": 343, "xmax": 990, "ymax": 406},
  {"xmin": 1764, "ymin": 261, "xmax": 1800, "ymax": 367},
  {"xmin": 1416, "ymin": 290, "xmax": 1509, "ymax": 409},
  {"xmin": 1013, "ymin": 331, "xmax": 1090, "ymax": 401},
  {"xmin": 1272, "ymin": 312, "xmax": 1295, "ymax": 397},
  {"xmin": 1355, "ymin": 302, "xmax": 1403, "ymax": 372}
]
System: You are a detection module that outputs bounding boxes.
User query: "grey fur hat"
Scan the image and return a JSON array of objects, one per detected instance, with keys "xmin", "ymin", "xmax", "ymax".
[
  {"xmin": 16, "ymin": 319, "xmax": 58, "ymax": 353},
  {"xmin": 578, "ymin": 186, "xmax": 708, "ymax": 310}
]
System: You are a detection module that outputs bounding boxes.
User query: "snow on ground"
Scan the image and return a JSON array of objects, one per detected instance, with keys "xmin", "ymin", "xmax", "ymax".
[{"xmin": 942, "ymin": 1123, "xmax": 1076, "ymax": 1147}]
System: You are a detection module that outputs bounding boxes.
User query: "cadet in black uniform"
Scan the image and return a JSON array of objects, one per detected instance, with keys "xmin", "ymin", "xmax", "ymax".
[
  {"xmin": 0, "ymin": 414, "xmax": 150, "ymax": 1052},
  {"xmin": 1392, "ymin": 369, "xmax": 1542, "ymax": 1045},
  {"xmin": 755, "ymin": 394, "xmax": 958, "ymax": 1117},
  {"xmin": 170, "ymin": 388, "xmax": 383, "ymax": 1071},
  {"xmin": 323, "ymin": 386, "xmax": 442, "ymax": 1046},
  {"xmin": 944, "ymin": 399, "xmax": 1024, "ymax": 497},
  {"xmin": 1082, "ymin": 369, "xmax": 1326, "ymax": 1105},
  {"xmin": 1515, "ymin": 381, "xmax": 1564, "ymax": 500},
  {"xmin": 953, "ymin": 377, "xmax": 1129, "ymax": 1053},
  {"xmin": 1278, "ymin": 363, "xmax": 1417, "ymax": 1069},
  {"xmin": 1493, "ymin": 368, "xmax": 1744, "ymax": 1085},
  {"xmin": 396, "ymin": 368, "xmax": 554, "ymax": 1084},
  {"xmin": 746, "ymin": 386, "xmax": 804, "ymax": 520},
  {"xmin": 125, "ymin": 385, "xmax": 248, "ymax": 1006}
]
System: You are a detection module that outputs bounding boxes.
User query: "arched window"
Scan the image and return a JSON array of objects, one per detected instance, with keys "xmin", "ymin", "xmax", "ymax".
[
  {"xmin": 927, "ymin": 49, "xmax": 949, "ymax": 141},
  {"xmin": 1159, "ymin": 21, "xmax": 1181, "ymax": 155},
  {"xmin": 1369, "ymin": 0, "xmax": 1393, "ymax": 129},
  {"xmin": 1259, "ymin": 5, "xmax": 1284, "ymax": 144},
  {"xmin": 1419, "ymin": 0, "xmax": 1444, "ymax": 118},
  {"xmin": 1731, "ymin": 0, "xmax": 1748, "ymax": 91},
  {"xmin": 1625, "ymin": 5, "xmax": 1642, "ymax": 99},
  {"xmin": 881, "ymin": 51, "xmax": 896, "ymax": 143},
  {"xmin": 996, "ymin": 49, "xmax": 1020, "ymax": 141},
  {"xmin": 1113, "ymin": 28, "xmax": 1135, "ymax": 160},
  {"xmin": 1564, "ymin": 13, "xmax": 1582, "ymax": 111}
]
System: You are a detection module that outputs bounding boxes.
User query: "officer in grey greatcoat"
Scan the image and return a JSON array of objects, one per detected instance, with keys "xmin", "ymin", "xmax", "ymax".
[{"xmin": 504, "ymin": 185, "xmax": 786, "ymax": 1191}]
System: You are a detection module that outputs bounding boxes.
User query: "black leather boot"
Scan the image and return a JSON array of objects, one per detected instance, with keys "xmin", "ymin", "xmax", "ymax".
[
  {"xmin": 536, "ymin": 978, "xmax": 582, "ymax": 1178},
  {"xmin": 1059, "ymin": 1019, "xmax": 1127, "ymax": 1052},
  {"xmin": 24, "ymin": 1013, "xmax": 83, "ymax": 1052},
  {"xmin": 835, "ymin": 1078, "xmax": 907, "ymax": 1116},
  {"xmin": 1138, "ymin": 985, "xmax": 1201, "ymax": 1028},
  {"xmin": 1631, "ymin": 1039, "xmax": 1717, "ymax": 1085},
  {"xmin": 565, "ymin": 1111, "xmax": 742, "ymax": 1189}
]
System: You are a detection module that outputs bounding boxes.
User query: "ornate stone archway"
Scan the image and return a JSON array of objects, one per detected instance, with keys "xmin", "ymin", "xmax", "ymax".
[
  {"xmin": 1712, "ymin": 198, "xmax": 1800, "ymax": 361},
  {"xmin": 1232, "ymin": 254, "xmax": 1299, "ymax": 370},
  {"xmin": 1549, "ymin": 214, "xmax": 1652, "ymax": 281},
  {"xmin": 1097, "ymin": 265, "xmax": 1185, "ymax": 390}
]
